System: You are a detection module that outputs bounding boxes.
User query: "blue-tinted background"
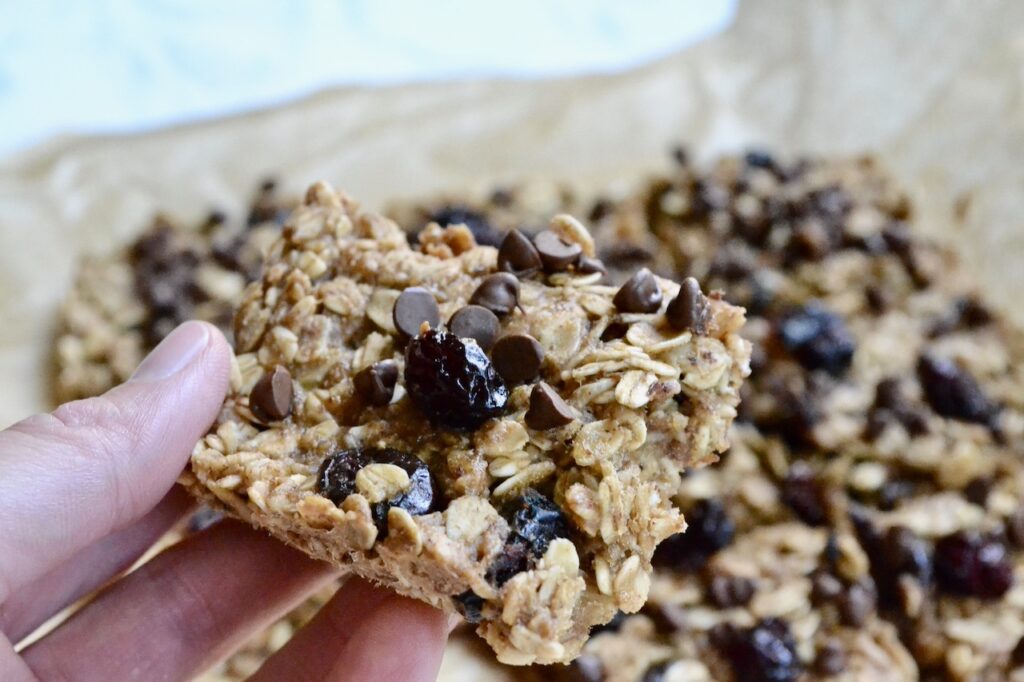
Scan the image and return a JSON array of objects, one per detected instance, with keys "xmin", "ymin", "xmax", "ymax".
[{"xmin": 0, "ymin": 0, "xmax": 736, "ymax": 155}]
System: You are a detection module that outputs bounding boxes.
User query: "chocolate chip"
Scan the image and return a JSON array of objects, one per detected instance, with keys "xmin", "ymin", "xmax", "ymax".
[
  {"xmin": 497, "ymin": 229, "xmax": 542, "ymax": 277},
  {"xmin": 665, "ymin": 277, "xmax": 709, "ymax": 333},
  {"xmin": 525, "ymin": 382, "xmax": 575, "ymax": 430},
  {"xmin": 613, "ymin": 267, "xmax": 662, "ymax": 313},
  {"xmin": 917, "ymin": 353, "xmax": 997, "ymax": 425},
  {"xmin": 393, "ymin": 287, "xmax": 440, "ymax": 338},
  {"xmin": 1007, "ymin": 507, "xmax": 1024, "ymax": 548},
  {"xmin": 577, "ymin": 256, "xmax": 607, "ymax": 276},
  {"xmin": 353, "ymin": 360, "xmax": 399, "ymax": 406},
  {"xmin": 491, "ymin": 334, "xmax": 545, "ymax": 385},
  {"xmin": 534, "ymin": 230, "xmax": 582, "ymax": 272},
  {"xmin": 469, "ymin": 272, "xmax": 520, "ymax": 316},
  {"xmin": 249, "ymin": 366, "xmax": 293, "ymax": 421},
  {"xmin": 709, "ymin": 574, "xmax": 756, "ymax": 607},
  {"xmin": 448, "ymin": 305, "xmax": 500, "ymax": 350}
]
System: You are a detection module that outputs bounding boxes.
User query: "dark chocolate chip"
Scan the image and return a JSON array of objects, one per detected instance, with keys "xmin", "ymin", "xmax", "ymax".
[
  {"xmin": 393, "ymin": 287, "xmax": 440, "ymax": 338},
  {"xmin": 917, "ymin": 353, "xmax": 997, "ymax": 425},
  {"xmin": 613, "ymin": 267, "xmax": 662, "ymax": 314},
  {"xmin": 249, "ymin": 366, "xmax": 293, "ymax": 421},
  {"xmin": 665, "ymin": 277, "xmax": 709, "ymax": 333},
  {"xmin": 709, "ymin": 574, "xmax": 756, "ymax": 608},
  {"xmin": 491, "ymin": 334, "xmax": 545, "ymax": 385},
  {"xmin": 534, "ymin": 230, "xmax": 582, "ymax": 272},
  {"xmin": 448, "ymin": 305, "xmax": 500, "ymax": 351},
  {"xmin": 525, "ymin": 382, "xmax": 575, "ymax": 430},
  {"xmin": 353, "ymin": 360, "xmax": 399, "ymax": 406},
  {"xmin": 497, "ymin": 229, "xmax": 542, "ymax": 277},
  {"xmin": 469, "ymin": 272, "xmax": 520, "ymax": 316},
  {"xmin": 577, "ymin": 256, "xmax": 608, "ymax": 276}
]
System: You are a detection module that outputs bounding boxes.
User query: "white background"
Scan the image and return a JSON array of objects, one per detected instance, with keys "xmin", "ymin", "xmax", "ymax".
[{"xmin": 0, "ymin": 0, "xmax": 735, "ymax": 155}]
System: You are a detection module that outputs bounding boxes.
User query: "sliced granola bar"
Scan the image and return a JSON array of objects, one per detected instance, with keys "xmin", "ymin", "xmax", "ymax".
[{"xmin": 184, "ymin": 182, "xmax": 750, "ymax": 664}]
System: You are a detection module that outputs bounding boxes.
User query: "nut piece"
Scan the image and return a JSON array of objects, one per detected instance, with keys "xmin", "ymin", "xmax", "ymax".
[
  {"xmin": 355, "ymin": 463, "xmax": 412, "ymax": 504},
  {"xmin": 393, "ymin": 287, "xmax": 440, "ymax": 338},
  {"xmin": 525, "ymin": 382, "xmax": 576, "ymax": 430},
  {"xmin": 613, "ymin": 267, "xmax": 662, "ymax": 314},
  {"xmin": 249, "ymin": 366, "xmax": 293, "ymax": 421}
]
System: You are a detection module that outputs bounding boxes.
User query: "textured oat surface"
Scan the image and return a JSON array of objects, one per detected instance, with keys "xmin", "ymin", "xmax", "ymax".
[
  {"xmin": 53, "ymin": 181, "xmax": 292, "ymax": 403},
  {"xmin": 184, "ymin": 181, "xmax": 749, "ymax": 664}
]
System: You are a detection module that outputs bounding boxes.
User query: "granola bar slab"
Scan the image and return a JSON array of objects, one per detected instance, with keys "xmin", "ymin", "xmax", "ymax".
[
  {"xmin": 184, "ymin": 181, "xmax": 750, "ymax": 664},
  {"xmin": 54, "ymin": 181, "xmax": 293, "ymax": 403}
]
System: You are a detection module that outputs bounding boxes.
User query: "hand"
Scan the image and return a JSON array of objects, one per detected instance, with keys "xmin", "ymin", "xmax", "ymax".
[{"xmin": 0, "ymin": 322, "xmax": 450, "ymax": 681}]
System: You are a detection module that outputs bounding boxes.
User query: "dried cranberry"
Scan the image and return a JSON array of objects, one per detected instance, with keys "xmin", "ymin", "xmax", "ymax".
[
  {"xmin": 452, "ymin": 590, "xmax": 485, "ymax": 623},
  {"xmin": 917, "ymin": 354, "xmax": 996, "ymax": 425},
  {"xmin": 777, "ymin": 303, "xmax": 855, "ymax": 376},
  {"xmin": 316, "ymin": 448, "xmax": 439, "ymax": 534},
  {"xmin": 934, "ymin": 530, "xmax": 1013, "ymax": 598},
  {"xmin": 485, "ymin": 490, "xmax": 570, "ymax": 587},
  {"xmin": 427, "ymin": 205, "xmax": 502, "ymax": 247},
  {"xmin": 653, "ymin": 499, "xmax": 735, "ymax": 571},
  {"xmin": 404, "ymin": 328, "xmax": 508, "ymax": 430},
  {"xmin": 712, "ymin": 618, "xmax": 801, "ymax": 682},
  {"xmin": 782, "ymin": 463, "xmax": 829, "ymax": 526}
]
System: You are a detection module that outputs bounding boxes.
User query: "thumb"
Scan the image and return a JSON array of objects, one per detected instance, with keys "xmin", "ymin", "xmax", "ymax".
[{"xmin": 0, "ymin": 321, "xmax": 231, "ymax": 602}]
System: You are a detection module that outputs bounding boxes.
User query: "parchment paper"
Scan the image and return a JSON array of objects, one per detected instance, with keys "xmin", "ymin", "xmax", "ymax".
[
  {"xmin": 2, "ymin": 2, "xmax": 1023, "ymax": 677},
  {"xmin": 1, "ymin": 0, "xmax": 1022, "ymax": 430}
]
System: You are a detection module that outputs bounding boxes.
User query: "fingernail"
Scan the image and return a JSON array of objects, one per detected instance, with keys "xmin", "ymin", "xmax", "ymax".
[{"xmin": 131, "ymin": 321, "xmax": 211, "ymax": 382}]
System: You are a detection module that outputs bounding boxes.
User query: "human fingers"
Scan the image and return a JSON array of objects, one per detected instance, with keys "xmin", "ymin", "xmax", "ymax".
[
  {"xmin": 0, "ymin": 321, "xmax": 230, "ymax": 602},
  {"xmin": 250, "ymin": 578, "xmax": 449, "ymax": 682},
  {"xmin": 19, "ymin": 520, "xmax": 338, "ymax": 682},
  {"xmin": 0, "ymin": 485, "xmax": 195, "ymax": 644}
]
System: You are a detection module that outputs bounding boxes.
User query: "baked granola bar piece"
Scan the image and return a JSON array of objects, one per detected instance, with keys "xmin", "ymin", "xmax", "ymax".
[
  {"xmin": 184, "ymin": 181, "xmax": 751, "ymax": 664},
  {"xmin": 54, "ymin": 180, "xmax": 293, "ymax": 402}
]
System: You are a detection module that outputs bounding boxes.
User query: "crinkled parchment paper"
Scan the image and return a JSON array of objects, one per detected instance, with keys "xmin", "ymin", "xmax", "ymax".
[{"xmin": 0, "ymin": 1, "xmax": 1022, "ymax": 677}]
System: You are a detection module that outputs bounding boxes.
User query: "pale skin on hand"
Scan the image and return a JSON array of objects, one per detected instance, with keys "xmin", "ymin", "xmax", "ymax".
[{"xmin": 0, "ymin": 321, "xmax": 449, "ymax": 682}]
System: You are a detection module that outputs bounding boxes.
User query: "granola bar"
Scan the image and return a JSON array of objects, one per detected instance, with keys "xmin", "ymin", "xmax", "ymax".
[
  {"xmin": 53, "ymin": 180, "xmax": 293, "ymax": 402},
  {"xmin": 183, "ymin": 181, "xmax": 751, "ymax": 664}
]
